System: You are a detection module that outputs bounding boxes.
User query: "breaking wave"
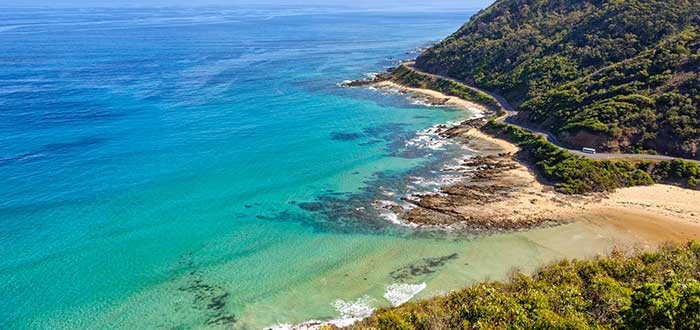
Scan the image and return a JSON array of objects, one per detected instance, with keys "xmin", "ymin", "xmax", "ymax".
[{"xmin": 383, "ymin": 283, "xmax": 427, "ymax": 307}]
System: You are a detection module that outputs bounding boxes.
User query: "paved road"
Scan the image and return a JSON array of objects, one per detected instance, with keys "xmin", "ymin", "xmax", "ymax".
[{"xmin": 403, "ymin": 62, "xmax": 700, "ymax": 164}]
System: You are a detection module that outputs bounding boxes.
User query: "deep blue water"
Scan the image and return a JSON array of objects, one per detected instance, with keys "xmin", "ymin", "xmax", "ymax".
[
  {"xmin": 0, "ymin": 6, "xmax": 478, "ymax": 329},
  {"xmin": 0, "ymin": 6, "xmax": 641, "ymax": 330}
]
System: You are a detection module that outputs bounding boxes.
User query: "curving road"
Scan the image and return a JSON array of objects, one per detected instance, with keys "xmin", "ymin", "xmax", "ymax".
[{"xmin": 402, "ymin": 62, "xmax": 700, "ymax": 164}]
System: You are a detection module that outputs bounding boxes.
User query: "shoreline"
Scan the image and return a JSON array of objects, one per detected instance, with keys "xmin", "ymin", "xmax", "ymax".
[
  {"xmin": 271, "ymin": 74, "xmax": 700, "ymax": 330},
  {"xmin": 367, "ymin": 79, "xmax": 700, "ymax": 238},
  {"xmin": 372, "ymin": 80, "xmax": 488, "ymax": 117}
]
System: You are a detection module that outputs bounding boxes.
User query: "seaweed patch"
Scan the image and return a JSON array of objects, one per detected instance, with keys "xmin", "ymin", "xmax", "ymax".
[
  {"xmin": 176, "ymin": 257, "xmax": 237, "ymax": 327},
  {"xmin": 389, "ymin": 253, "xmax": 459, "ymax": 281},
  {"xmin": 330, "ymin": 132, "xmax": 363, "ymax": 141}
]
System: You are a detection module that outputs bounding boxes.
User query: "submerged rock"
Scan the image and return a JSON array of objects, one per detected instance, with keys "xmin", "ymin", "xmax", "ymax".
[{"xmin": 390, "ymin": 253, "xmax": 459, "ymax": 281}]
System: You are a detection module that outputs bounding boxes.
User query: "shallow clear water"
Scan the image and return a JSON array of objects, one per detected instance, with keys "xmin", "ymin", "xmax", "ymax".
[{"xmin": 0, "ymin": 6, "xmax": 640, "ymax": 330}]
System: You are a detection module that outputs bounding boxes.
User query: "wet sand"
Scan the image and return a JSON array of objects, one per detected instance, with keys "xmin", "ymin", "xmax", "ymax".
[
  {"xmin": 396, "ymin": 128, "xmax": 590, "ymax": 231},
  {"xmin": 580, "ymin": 186, "xmax": 700, "ymax": 244},
  {"xmin": 405, "ymin": 126, "xmax": 700, "ymax": 236},
  {"xmin": 272, "ymin": 79, "xmax": 700, "ymax": 330},
  {"xmin": 372, "ymin": 81, "xmax": 487, "ymax": 115},
  {"xmin": 367, "ymin": 81, "xmax": 700, "ymax": 239}
]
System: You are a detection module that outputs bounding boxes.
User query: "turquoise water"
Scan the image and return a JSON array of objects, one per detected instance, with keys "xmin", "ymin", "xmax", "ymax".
[{"xmin": 0, "ymin": 6, "xmax": 640, "ymax": 330}]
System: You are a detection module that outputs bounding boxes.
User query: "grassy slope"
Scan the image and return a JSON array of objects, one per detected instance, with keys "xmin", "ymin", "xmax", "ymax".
[
  {"xmin": 385, "ymin": 66, "xmax": 700, "ymax": 193},
  {"xmin": 415, "ymin": 0, "xmax": 700, "ymax": 158}
]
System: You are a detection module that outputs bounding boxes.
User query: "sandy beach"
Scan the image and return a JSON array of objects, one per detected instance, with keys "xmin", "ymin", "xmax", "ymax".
[
  {"xmin": 275, "ymin": 76, "xmax": 700, "ymax": 330},
  {"xmin": 580, "ymin": 186, "xmax": 700, "ymax": 244},
  {"xmin": 373, "ymin": 81, "xmax": 487, "ymax": 115},
  {"xmin": 369, "ymin": 80, "xmax": 700, "ymax": 242}
]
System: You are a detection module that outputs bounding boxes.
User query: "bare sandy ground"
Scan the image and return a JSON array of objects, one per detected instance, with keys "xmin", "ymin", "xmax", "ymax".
[
  {"xmin": 579, "ymin": 186, "xmax": 700, "ymax": 244},
  {"xmin": 464, "ymin": 122, "xmax": 700, "ymax": 242},
  {"xmin": 369, "ymin": 80, "xmax": 700, "ymax": 243},
  {"xmin": 373, "ymin": 81, "xmax": 487, "ymax": 114},
  {"xmin": 400, "ymin": 128, "xmax": 590, "ymax": 229},
  {"xmin": 463, "ymin": 128, "xmax": 519, "ymax": 154},
  {"xmin": 462, "ymin": 129, "xmax": 700, "ymax": 242}
]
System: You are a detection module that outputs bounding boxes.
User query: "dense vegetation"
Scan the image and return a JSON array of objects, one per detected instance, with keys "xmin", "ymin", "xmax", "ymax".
[
  {"xmin": 348, "ymin": 242, "xmax": 700, "ymax": 330},
  {"xmin": 640, "ymin": 159, "xmax": 700, "ymax": 190},
  {"xmin": 416, "ymin": 0, "xmax": 700, "ymax": 158},
  {"xmin": 386, "ymin": 65, "xmax": 502, "ymax": 113},
  {"xmin": 483, "ymin": 121, "xmax": 653, "ymax": 194}
]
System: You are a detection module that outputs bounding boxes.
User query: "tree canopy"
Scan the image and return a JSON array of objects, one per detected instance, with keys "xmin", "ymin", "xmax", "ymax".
[{"xmin": 416, "ymin": 0, "xmax": 700, "ymax": 158}]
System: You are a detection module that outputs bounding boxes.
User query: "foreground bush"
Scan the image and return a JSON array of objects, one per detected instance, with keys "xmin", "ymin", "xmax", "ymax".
[{"xmin": 348, "ymin": 242, "xmax": 700, "ymax": 330}]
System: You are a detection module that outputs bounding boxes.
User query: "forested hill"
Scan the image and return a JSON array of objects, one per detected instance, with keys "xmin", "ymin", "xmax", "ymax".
[{"xmin": 415, "ymin": 0, "xmax": 700, "ymax": 159}]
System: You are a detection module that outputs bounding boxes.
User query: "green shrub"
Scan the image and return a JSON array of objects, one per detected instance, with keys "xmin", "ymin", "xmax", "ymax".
[
  {"xmin": 483, "ymin": 121, "xmax": 654, "ymax": 194},
  {"xmin": 414, "ymin": 0, "xmax": 700, "ymax": 158},
  {"xmin": 623, "ymin": 281, "xmax": 680, "ymax": 329},
  {"xmin": 376, "ymin": 311, "xmax": 415, "ymax": 330},
  {"xmin": 349, "ymin": 242, "xmax": 700, "ymax": 330},
  {"xmin": 650, "ymin": 160, "xmax": 700, "ymax": 190}
]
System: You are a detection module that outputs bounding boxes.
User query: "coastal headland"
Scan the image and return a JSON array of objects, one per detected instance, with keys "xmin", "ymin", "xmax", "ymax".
[
  {"xmin": 275, "ymin": 66, "xmax": 700, "ymax": 330},
  {"xmin": 345, "ymin": 65, "xmax": 700, "ymax": 243},
  {"xmin": 306, "ymin": 0, "xmax": 700, "ymax": 327}
]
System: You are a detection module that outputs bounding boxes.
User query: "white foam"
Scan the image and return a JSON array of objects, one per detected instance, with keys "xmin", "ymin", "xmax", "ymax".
[
  {"xmin": 265, "ymin": 320, "xmax": 330, "ymax": 330},
  {"xmin": 468, "ymin": 106, "xmax": 485, "ymax": 118},
  {"xmin": 337, "ymin": 80, "xmax": 353, "ymax": 87},
  {"xmin": 372, "ymin": 200, "xmax": 414, "ymax": 227},
  {"xmin": 381, "ymin": 189, "xmax": 396, "ymax": 197},
  {"xmin": 379, "ymin": 211, "xmax": 400, "ymax": 224},
  {"xmin": 442, "ymin": 155, "xmax": 479, "ymax": 172},
  {"xmin": 264, "ymin": 296, "xmax": 376, "ymax": 330},
  {"xmin": 365, "ymin": 72, "xmax": 381, "ymax": 80},
  {"xmin": 372, "ymin": 199, "xmax": 398, "ymax": 208},
  {"xmin": 264, "ymin": 283, "xmax": 427, "ymax": 329},
  {"xmin": 384, "ymin": 283, "xmax": 427, "ymax": 307},
  {"xmin": 405, "ymin": 121, "xmax": 462, "ymax": 151},
  {"xmin": 409, "ymin": 172, "xmax": 464, "ymax": 193},
  {"xmin": 378, "ymin": 210, "xmax": 418, "ymax": 228},
  {"xmin": 333, "ymin": 295, "xmax": 377, "ymax": 320},
  {"xmin": 436, "ymin": 174, "xmax": 464, "ymax": 186},
  {"xmin": 265, "ymin": 323, "xmax": 296, "ymax": 330},
  {"xmin": 409, "ymin": 97, "xmax": 441, "ymax": 107}
]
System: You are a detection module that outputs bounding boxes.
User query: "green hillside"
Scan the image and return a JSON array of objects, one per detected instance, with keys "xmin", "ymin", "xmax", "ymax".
[{"xmin": 415, "ymin": 0, "xmax": 700, "ymax": 158}]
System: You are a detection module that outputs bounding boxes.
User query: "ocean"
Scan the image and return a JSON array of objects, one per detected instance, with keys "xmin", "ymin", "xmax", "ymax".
[{"xmin": 0, "ymin": 6, "xmax": 634, "ymax": 329}]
